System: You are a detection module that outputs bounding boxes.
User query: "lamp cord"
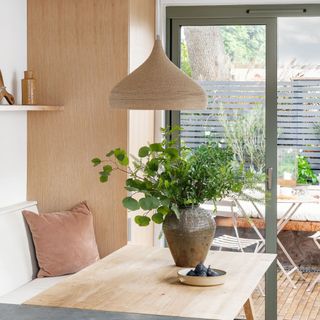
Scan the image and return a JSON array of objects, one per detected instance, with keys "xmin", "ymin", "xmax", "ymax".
[{"xmin": 156, "ymin": 0, "xmax": 161, "ymax": 40}]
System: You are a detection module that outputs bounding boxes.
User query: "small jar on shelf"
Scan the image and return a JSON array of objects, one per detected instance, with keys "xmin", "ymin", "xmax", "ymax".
[{"xmin": 21, "ymin": 70, "xmax": 36, "ymax": 105}]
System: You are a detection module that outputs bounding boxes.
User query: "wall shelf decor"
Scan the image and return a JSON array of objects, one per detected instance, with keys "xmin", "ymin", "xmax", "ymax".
[{"xmin": 0, "ymin": 105, "xmax": 63, "ymax": 111}]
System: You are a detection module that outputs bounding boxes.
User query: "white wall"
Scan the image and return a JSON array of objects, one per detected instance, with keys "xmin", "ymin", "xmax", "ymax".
[{"xmin": 0, "ymin": 0, "xmax": 27, "ymax": 207}]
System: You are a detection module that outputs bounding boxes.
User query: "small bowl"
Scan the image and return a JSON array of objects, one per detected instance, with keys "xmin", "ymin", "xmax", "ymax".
[{"xmin": 177, "ymin": 268, "xmax": 226, "ymax": 287}]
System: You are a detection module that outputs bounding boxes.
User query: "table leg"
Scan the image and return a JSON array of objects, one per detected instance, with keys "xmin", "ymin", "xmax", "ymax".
[
  {"xmin": 277, "ymin": 238, "xmax": 305, "ymax": 281},
  {"xmin": 243, "ymin": 297, "xmax": 255, "ymax": 320},
  {"xmin": 276, "ymin": 203, "xmax": 296, "ymax": 230},
  {"xmin": 277, "ymin": 203, "xmax": 302, "ymax": 234}
]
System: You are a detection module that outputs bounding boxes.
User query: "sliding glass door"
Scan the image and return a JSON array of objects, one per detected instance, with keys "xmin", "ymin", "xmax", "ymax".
[
  {"xmin": 167, "ymin": 16, "xmax": 277, "ymax": 320},
  {"xmin": 167, "ymin": 5, "xmax": 320, "ymax": 320}
]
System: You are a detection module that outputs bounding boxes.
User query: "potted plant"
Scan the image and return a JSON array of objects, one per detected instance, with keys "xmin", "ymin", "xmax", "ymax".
[{"xmin": 92, "ymin": 127, "xmax": 256, "ymax": 267}]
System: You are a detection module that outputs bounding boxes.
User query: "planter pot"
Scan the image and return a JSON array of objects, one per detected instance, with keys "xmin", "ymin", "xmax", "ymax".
[{"xmin": 163, "ymin": 206, "xmax": 216, "ymax": 267}]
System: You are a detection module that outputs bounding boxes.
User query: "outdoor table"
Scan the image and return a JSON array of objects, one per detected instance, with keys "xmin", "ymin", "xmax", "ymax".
[
  {"xmin": 238, "ymin": 196, "xmax": 319, "ymax": 288},
  {"xmin": 25, "ymin": 245, "xmax": 275, "ymax": 320}
]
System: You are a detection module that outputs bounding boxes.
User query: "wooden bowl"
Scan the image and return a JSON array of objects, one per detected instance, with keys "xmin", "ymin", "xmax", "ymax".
[{"xmin": 177, "ymin": 268, "xmax": 226, "ymax": 287}]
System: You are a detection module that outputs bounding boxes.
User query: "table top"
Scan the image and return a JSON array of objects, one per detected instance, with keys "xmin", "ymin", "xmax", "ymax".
[
  {"xmin": 277, "ymin": 195, "xmax": 320, "ymax": 204},
  {"xmin": 25, "ymin": 245, "xmax": 276, "ymax": 320}
]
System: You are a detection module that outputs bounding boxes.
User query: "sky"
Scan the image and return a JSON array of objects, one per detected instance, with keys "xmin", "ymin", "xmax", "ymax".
[{"xmin": 278, "ymin": 17, "xmax": 320, "ymax": 65}]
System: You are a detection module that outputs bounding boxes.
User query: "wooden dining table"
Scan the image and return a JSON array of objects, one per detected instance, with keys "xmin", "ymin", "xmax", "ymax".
[{"xmin": 25, "ymin": 245, "xmax": 276, "ymax": 320}]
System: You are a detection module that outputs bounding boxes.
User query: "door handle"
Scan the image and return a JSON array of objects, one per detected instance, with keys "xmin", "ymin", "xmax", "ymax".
[{"xmin": 267, "ymin": 167, "xmax": 273, "ymax": 191}]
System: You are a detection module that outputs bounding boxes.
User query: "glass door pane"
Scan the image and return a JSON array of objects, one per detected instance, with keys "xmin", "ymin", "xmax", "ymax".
[
  {"xmin": 277, "ymin": 17, "xmax": 320, "ymax": 318},
  {"xmin": 179, "ymin": 24, "xmax": 267, "ymax": 319}
]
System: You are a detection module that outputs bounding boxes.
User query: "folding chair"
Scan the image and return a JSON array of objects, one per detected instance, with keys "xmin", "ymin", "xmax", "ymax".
[
  {"xmin": 307, "ymin": 231, "xmax": 320, "ymax": 292},
  {"xmin": 211, "ymin": 200, "xmax": 264, "ymax": 254},
  {"xmin": 202, "ymin": 199, "xmax": 265, "ymax": 295}
]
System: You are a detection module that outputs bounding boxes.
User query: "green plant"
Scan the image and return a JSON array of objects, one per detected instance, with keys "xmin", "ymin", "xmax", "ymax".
[
  {"xmin": 218, "ymin": 106, "xmax": 265, "ymax": 172},
  {"xmin": 297, "ymin": 155, "xmax": 318, "ymax": 185},
  {"xmin": 92, "ymin": 127, "xmax": 259, "ymax": 227}
]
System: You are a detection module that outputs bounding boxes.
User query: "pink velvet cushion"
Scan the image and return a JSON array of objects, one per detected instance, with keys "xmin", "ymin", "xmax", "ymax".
[{"xmin": 23, "ymin": 201, "xmax": 100, "ymax": 277}]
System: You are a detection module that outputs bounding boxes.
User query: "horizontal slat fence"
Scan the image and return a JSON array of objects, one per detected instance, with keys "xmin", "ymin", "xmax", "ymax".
[{"xmin": 181, "ymin": 79, "xmax": 320, "ymax": 174}]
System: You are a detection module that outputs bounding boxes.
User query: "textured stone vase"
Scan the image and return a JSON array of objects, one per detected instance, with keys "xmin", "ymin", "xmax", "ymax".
[{"xmin": 163, "ymin": 206, "xmax": 216, "ymax": 267}]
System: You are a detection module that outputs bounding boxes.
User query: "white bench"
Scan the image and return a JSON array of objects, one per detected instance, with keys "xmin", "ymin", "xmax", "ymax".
[{"xmin": 0, "ymin": 201, "xmax": 69, "ymax": 304}]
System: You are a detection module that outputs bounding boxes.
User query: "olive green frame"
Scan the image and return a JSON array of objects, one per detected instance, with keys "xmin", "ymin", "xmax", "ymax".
[{"xmin": 166, "ymin": 4, "xmax": 320, "ymax": 320}]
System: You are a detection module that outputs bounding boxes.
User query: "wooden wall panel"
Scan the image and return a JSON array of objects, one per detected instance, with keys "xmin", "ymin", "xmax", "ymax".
[
  {"xmin": 128, "ymin": 0, "xmax": 156, "ymax": 246},
  {"xmin": 27, "ymin": 0, "xmax": 129, "ymax": 257}
]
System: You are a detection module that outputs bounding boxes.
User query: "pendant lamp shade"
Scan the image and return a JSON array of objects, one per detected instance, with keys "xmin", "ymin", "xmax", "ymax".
[{"xmin": 109, "ymin": 39, "xmax": 207, "ymax": 110}]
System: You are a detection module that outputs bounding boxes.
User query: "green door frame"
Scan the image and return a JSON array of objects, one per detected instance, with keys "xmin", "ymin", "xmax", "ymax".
[{"xmin": 165, "ymin": 4, "xmax": 320, "ymax": 320}]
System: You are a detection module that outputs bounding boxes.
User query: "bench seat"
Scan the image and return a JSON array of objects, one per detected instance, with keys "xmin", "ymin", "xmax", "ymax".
[
  {"xmin": 0, "ymin": 201, "xmax": 71, "ymax": 304},
  {"xmin": 0, "ymin": 276, "xmax": 69, "ymax": 304}
]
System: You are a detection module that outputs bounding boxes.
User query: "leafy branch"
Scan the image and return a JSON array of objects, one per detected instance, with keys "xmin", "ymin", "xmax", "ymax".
[{"xmin": 92, "ymin": 127, "xmax": 262, "ymax": 227}]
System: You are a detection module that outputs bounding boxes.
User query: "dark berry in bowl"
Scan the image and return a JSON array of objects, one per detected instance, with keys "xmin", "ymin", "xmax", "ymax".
[
  {"xmin": 207, "ymin": 265, "xmax": 220, "ymax": 277},
  {"xmin": 187, "ymin": 270, "xmax": 197, "ymax": 276},
  {"xmin": 194, "ymin": 263, "xmax": 207, "ymax": 275}
]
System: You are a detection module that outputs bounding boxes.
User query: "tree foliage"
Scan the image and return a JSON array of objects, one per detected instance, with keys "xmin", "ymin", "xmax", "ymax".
[
  {"xmin": 181, "ymin": 25, "xmax": 266, "ymax": 78},
  {"xmin": 220, "ymin": 25, "xmax": 265, "ymax": 65}
]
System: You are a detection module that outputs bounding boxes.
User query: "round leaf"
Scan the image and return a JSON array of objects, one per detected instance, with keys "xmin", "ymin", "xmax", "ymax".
[
  {"xmin": 122, "ymin": 197, "xmax": 140, "ymax": 211},
  {"xmin": 114, "ymin": 148, "xmax": 128, "ymax": 165},
  {"xmin": 139, "ymin": 196, "xmax": 160, "ymax": 210},
  {"xmin": 92, "ymin": 158, "xmax": 101, "ymax": 167},
  {"xmin": 157, "ymin": 206, "xmax": 170, "ymax": 215},
  {"xmin": 138, "ymin": 146, "xmax": 150, "ymax": 158},
  {"xmin": 134, "ymin": 215, "xmax": 151, "ymax": 227},
  {"xmin": 152, "ymin": 213, "xmax": 164, "ymax": 224},
  {"xmin": 103, "ymin": 165, "xmax": 112, "ymax": 174},
  {"xmin": 149, "ymin": 143, "xmax": 163, "ymax": 152},
  {"xmin": 99, "ymin": 175, "xmax": 108, "ymax": 183},
  {"xmin": 119, "ymin": 155, "xmax": 129, "ymax": 166}
]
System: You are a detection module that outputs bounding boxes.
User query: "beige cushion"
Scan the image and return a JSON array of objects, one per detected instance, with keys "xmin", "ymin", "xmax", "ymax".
[
  {"xmin": 0, "ymin": 275, "xmax": 69, "ymax": 304},
  {"xmin": 23, "ymin": 202, "xmax": 100, "ymax": 277}
]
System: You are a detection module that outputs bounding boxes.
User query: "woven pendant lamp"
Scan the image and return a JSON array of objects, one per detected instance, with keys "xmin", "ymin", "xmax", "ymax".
[{"xmin": 109, "ymin": 37, "xmax": 207, "ymax": 110}]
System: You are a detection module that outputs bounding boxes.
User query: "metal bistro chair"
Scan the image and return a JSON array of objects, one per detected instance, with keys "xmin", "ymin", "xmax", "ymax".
[
  {"xmin": 204, "ymin": 199, "xmax": 265, "ymax": 295},
  {"xmin": 209, "ymin": 199, "xmax": 264, "ymax": 254},
  {"xmin": 307, "ymin": 231, "xmax": 320, "ymax": 292}
]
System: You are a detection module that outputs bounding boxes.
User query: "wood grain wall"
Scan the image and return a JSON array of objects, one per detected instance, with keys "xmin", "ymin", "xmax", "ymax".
[
  {"xmin": 27, "ymin": 0, "xmax": 129, "ymax": 257},
  {"xmin": 128, "ymin": 0, "xmax": 156, "ymax": 246}
]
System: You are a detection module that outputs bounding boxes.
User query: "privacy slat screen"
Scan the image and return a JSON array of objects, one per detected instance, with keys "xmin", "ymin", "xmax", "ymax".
[{"xmin": 180, "ymin": 79, "xmax": 320, "ymax": 173}]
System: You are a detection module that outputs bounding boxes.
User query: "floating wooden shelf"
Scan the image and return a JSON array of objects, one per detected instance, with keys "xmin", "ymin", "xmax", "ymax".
[{"xmin": 0, "ymin": 105, "xmax": 64, "ymax": 111}]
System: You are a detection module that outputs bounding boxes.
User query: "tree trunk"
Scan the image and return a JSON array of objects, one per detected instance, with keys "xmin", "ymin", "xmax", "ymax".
[{"xmin": 184, "ymin": 26, "xmax": 232, "ymax": 81}]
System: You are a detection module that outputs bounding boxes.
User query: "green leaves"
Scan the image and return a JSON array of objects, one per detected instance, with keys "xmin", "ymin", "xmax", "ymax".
[
  {"xmin": 125, "ymin": 179, "xmax": 146, "ymax": 192},
  {"xmin": 134, "ymin": 215, "xmax": 151, "ymax": 226},
  {"xmin": 152, "ymin": 213, "xmax": 164, "ymax": 224},
  {"xmin": 139, "ymin": 196, "xmax": 160, "ymax": 210},
  {"xmin": 99, "ymin": 164, "xmax": 112, "ymax": 183},
  {"xmin": 146, "ymin": 159, "xmax": 159, "ymax": 174},
  {"xmin": 297, "ymin": 155, "xmax": 318, "ymax": 185},
  {"xmin": 114, "ymin": 148, "xmax": 129, "ymax": 166},
  {"xmin": 164, "ymin": 147, "xmax": 179, "ymax": 159},
  {"xmin": 92, "ymin": 158, "xmax": 101, "ymax": 167},
  {"xmin": 138, "ymin": 146, "xmax": 150, "ymax": 158},
  {"xmin": 106, "ymin": 150, "xmax": 114, "ymax": 157},
  {"xmin": 157, "ymin": 206, "xmax": 170, "ymax": 215},
  {"xmin": 149, "ymin": 143, "xmax": 163, "ymax": 152},
  {"xmin": 122, "ymin": 197, "xmax": 140, "ymax": 211},
  {"xmin": 92, "ymin": 125, "xmax": 262, "ymax": 230}
]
